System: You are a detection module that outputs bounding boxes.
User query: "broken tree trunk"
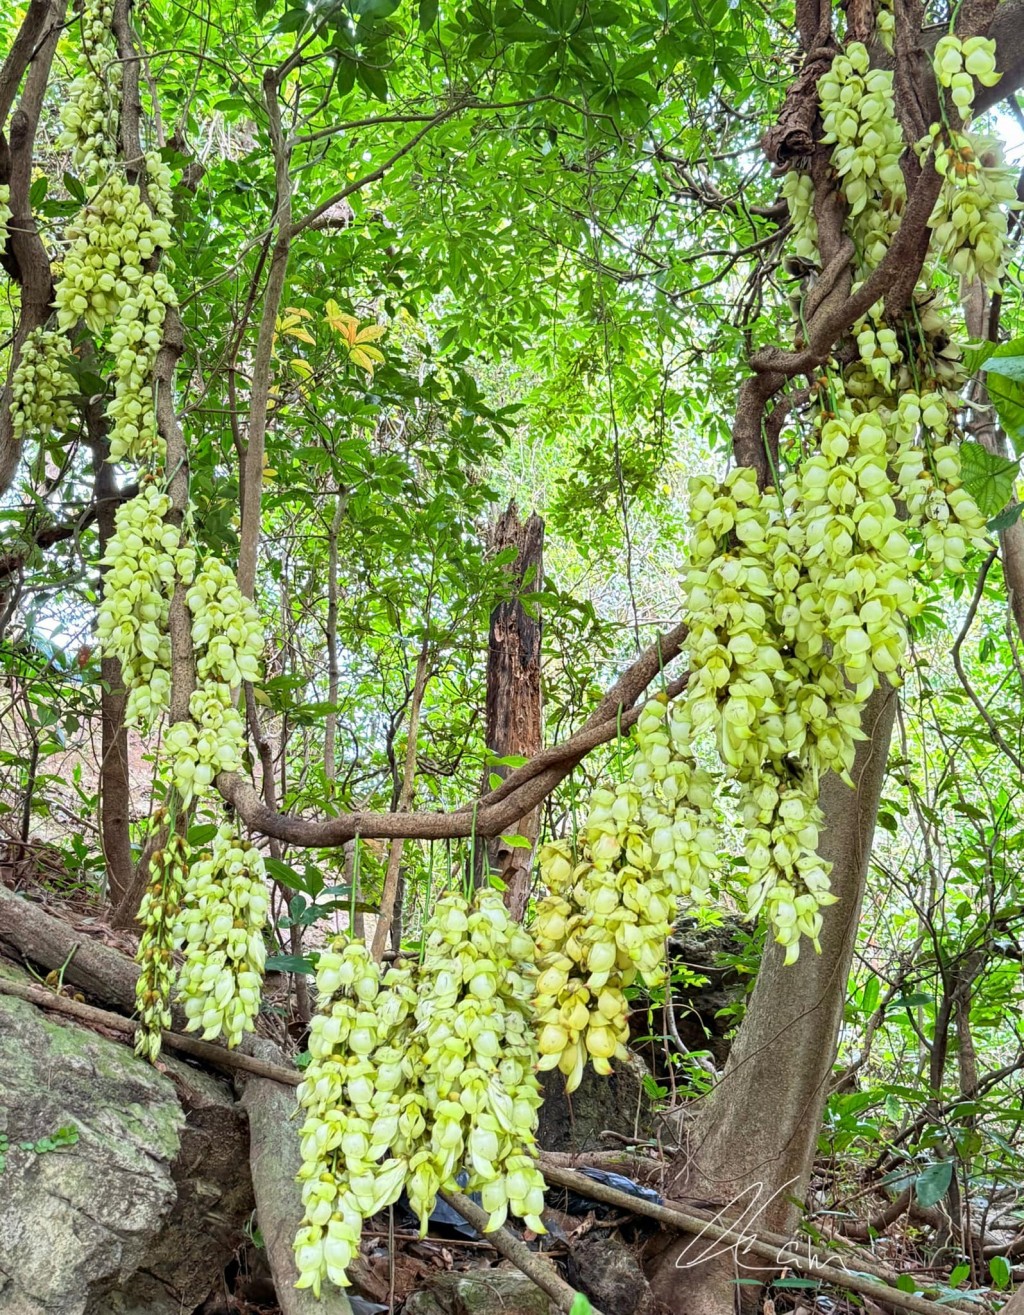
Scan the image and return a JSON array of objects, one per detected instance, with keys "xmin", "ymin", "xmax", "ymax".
[
  {"xmin": 483, "ymin": 502, "xmax": 544, "ymax": 921},
  {"xmin": 82, "ymin": 390, "xmax": 137, "ymax": 924}
]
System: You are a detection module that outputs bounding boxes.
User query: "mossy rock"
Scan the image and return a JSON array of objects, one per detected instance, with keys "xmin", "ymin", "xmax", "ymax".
[{"xmin": 0, "ymin": 962, "xmax": 252, "ymax": 1314}]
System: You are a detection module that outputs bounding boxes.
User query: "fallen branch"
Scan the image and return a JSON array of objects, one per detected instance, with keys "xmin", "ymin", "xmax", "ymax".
[
  {"xmin": 0, "ymin": 882, "xmax": 160, "ymax": 1017},
  {"xmin": 0, "ymin": 972, "xmax": 302, "ymax": 1086},
  {"xmin": 438, "ymin": 1188, "xmax": 605, "ymax": 1315},
  {"xmin": 538, "ymin": 1163, "xmax": 982, "ymax": 1315}
]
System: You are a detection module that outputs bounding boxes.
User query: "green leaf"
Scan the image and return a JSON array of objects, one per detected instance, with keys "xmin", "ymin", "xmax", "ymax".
[
  {"xmin": 861, "ymin": 974, "xmax": 880, "ymax": 1015},
  {"xmin": 989, "ymin": 1256, "xmax": 1011, "ymax": 1290},
  {"xmin": 988, "ymin": 501, "xmax": 1024, "ymax": 532},
  {"xmin": 266, "ymin": 953, "xmax": 316, "ymax": 975},
  {"xmin": 987, "ymin": 374, "xmax": 1024, "ymax": 454},
  {"xmin": 63, "ymin": 172, "xmax": 86, "ymax": 203},
  {"xmin": 187, "ymin": 824, "xmax": 219, "ymax": 846},
  {"xmin": 915, "ymin": 1160, "xmax": 953, "ymax": 1208},
  {"xmin": 963, "ymin": 340, "xmax": 997, "ymax": 374},
  {"xmin": 982, "ymin": 354, "xmax": 1024, "ymax": 383},
  {"xmin": 275, "ymin": 6, "xmax": 308, "ymax": 31},
  {"xmin": 948, "ymin": 1264, "xmax": 970, "ymax": 1287},
  {"xmin": 500, "ymin": 833, "xmax": 534, "ymax": 848},
  {"xmin": 893, "ymin": 992, "xmax": 933, "ymax": 1008},
  {"xmin": 355, "ymin": 61, "xmax": 389, "ymax": 102},
  {"xmin": 418, "ymin": 0, "xmax": 438, "ymax": 26},
  {"xmin": 570, "ymin": 1296, "xmax": 594, "ymax": 1315},
  {"xmin": 958, "ymin": 441, "xmax": 1019, "ymax": 517},
  {"xmin": 266, "ymin": 856, "xmax": 314, "ymax": 894}
]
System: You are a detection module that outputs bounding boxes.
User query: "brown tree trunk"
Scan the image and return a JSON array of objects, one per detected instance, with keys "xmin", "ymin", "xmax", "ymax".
[
  {"xmin": 649, "ymin": 685, "xmax": 897, "ymax": 1314},
  {"xmin": 83, "ymin": 392, "xmax": 136, "ymax": 922},
  {"xmin": 483, "ymin": 503, "xmax": 544, "ymax": 921},
  {"xmin": 370, "ymin": 633, "xmax": 431, "ymax": 960},
  {"xmin": 324, "ymin": 492, "xmax": 347, "ymax": 794}
]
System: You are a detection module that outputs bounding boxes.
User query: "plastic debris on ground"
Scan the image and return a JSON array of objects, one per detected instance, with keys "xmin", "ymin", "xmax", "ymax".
[{"xmin": 550, "ymin": 1166, "xmax": 664, "ymax": 1217}]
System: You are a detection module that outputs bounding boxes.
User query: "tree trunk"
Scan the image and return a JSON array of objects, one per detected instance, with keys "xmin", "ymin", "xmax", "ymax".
[
  {"xmin": 324, "ymin": 492, "xmax": 346, "ymax": 793},
  {"xmin": 648, "ymin": 684, "xmax": 897, "ymax": 1314},
  {"xmin": 963, "ymin": 280, "xmax": 1024, "ymax": 645},
  {"xmin": 370, "ymin": 634, "xmax": 431, "ymax": 960},
  {"xmin": 83, "ymin": 390, "xmax": 136, "ymax": 923},
  {"xmin": 483, "ymin": 502, "xmax": 544, "ymax": 921}
]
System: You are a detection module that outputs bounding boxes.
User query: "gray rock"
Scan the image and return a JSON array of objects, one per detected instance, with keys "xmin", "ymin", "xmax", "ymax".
[
  {"xmin": 568, "ymin": 1230, "xmax": 657, "ymax": 1315},
  {"xmin": 0, "ymin": 963, "xmax": 252, "ymax": 1315},
  {"xmin": 538, "ymin": 1053, "xmax": 655, "ymax": 1153},
  {"xmin": 402, "ymin": 1268, "xmax": 553, "ymax": 1315}
]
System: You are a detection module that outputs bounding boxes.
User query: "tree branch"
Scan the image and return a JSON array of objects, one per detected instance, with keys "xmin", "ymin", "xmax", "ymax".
[
  {"xmin": 438, "ymin": 1189, "xmax": 604, "ymax": 1315},
  {"xmin": 0, "ymin": 0, "xmax": 65, "ymax": 496},
  {"xmin": 217, "ymin": 622, "xmax": 689, "ymax": 846}
]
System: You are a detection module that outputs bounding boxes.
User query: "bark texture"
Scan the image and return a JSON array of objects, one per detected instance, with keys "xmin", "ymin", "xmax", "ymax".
[
  {"xmin": 242, "ymin": 1038, "xmax": 353, "ymax": 1315},
  {"xmin": 484, "ymin": 503, "xmax": 544, "ymax": 920},
  {"xmin": 650, "ymin": 685, "xmax": 897, "ymax": 1313}
]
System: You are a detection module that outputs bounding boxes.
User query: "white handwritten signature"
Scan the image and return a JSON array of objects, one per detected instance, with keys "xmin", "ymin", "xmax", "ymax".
[{"xmin": 674, "ymin": 1177, "xmax": 853, "ymax": 1276}]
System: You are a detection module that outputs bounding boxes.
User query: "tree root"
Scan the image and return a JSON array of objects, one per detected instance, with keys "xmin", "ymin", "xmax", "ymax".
[{"xmin": 241, "ymin": 1037, "xmax": 352, "ymax": 1314}]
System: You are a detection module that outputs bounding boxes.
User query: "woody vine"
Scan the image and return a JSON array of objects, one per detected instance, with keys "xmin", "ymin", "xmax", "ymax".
[{"xmin": 3, "ymin": 0, "xmax": 1019, "ymax": 1302}]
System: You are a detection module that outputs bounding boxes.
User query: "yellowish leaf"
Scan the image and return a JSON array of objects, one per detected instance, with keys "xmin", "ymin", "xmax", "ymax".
[
  {"xmin": 282, "ymin": 325, "xmax": 316, "ymax": 344},
  {"xmin": 349, "ymin": 346, "xmax": 384, "ymax": 376}
]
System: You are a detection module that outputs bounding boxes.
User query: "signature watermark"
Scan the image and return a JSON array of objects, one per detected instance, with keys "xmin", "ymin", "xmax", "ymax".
[{"xmin": 674, "ymin": 1177, "xmax": 854, "ymax": 1277}]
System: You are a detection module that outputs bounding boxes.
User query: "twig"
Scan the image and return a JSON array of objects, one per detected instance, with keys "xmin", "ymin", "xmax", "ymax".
[
  {"xmin": 438, "ymin": 1189, "xmax": 605, "ymax": 1315},
  {"xmin": 950, "ymin": 550, "xmax": 1023, "ymax": 772}
]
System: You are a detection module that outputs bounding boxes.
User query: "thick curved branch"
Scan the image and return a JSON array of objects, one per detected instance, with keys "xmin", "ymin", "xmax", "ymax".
[
  {"xmin": 0, "ymin": 0, "xmax": 66, "ymax": 497},
  {"xmin": 218, "ymin": 622, "xmax": 689, "ymax": 846}
]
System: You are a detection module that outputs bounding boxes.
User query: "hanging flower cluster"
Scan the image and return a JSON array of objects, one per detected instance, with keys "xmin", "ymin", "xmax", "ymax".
[
  {"xmin": 294, "ymin": 889, "xmax": 545, "ymax": 1297},
  {"xmin": 9, "ymin": 328, "xmax": 77, "ymax": 444},
  {"xmin": 6, "ymin": 0, "xmax": 179, "ymax": 466},
  {"xmin": 42, "ymin": 0, "xmax": 272, "ymax": 1059},
  {"xmin": 0, "ymin": 184, "xmax": 10, "ymax": 257},
  {"xmin": 874, "ymin": 0, "xmax": 895, "ymax": 53},
  {"xmin": 529, "ymin": 21, "xmax": 1011, "ymax": 1050},
  {"xmin": 134, "ymin": 824, "xmax": 187, "ymax": 1062},
  {"xmin": 57, "ymin": 0, "xmax": 119, "ymax": 170},
  {"xmin": 532, "ymin": 695, "xmax": 720, "ymax": 1089},
  {"xmin": 925, "ymin": 129, "xmax": 1016, "ymax": 287},
  {"xmin": 95, "ymin": 481, "xmax": 184, "ymax": 730},
  {"xmin": 157, "ymin": 558, "xmax": 265, "ymax": 804},
  {"xmin": 819, "ymin": 44, "xmax": 905, "ymax": 223},
  {"xmin": 933, "ymin": 33, "xmax": 1000, "ymax": 115},
  {"xmin": 174, "ymin": 822, "xmax": 270, "ymax": 1047}
]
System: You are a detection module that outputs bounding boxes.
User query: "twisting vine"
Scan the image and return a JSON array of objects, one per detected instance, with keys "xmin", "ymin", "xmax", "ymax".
[{"xmin": 28, "ymin": 0, "xmax": 272, "ymax": 1060}]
